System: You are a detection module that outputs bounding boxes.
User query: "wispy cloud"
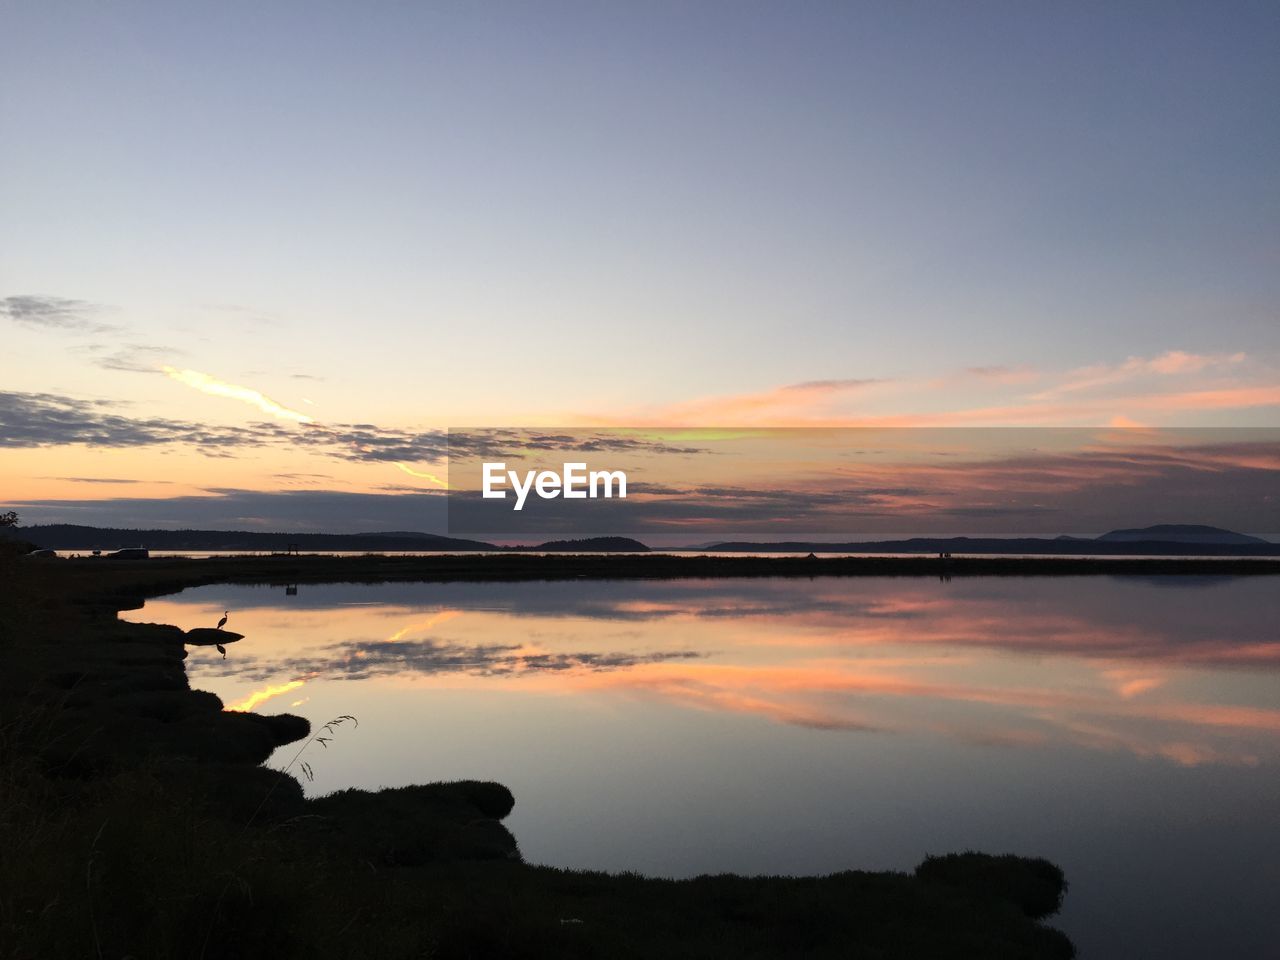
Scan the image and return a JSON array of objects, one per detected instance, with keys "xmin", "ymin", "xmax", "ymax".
[
  {"xmin": 963, "ymin": 365, "xmax": 1039, "ymax": 385},
  {"xmin": 0, "ymin": 390, "xmax": 266, "ymax": 450},
  {"xmin": 1, "ymin": 295, "xmax": 119, "ymax": 334},
  {"xmin": 635, "ymin": 377, "xmax": 891, "ymax": 423},
  {"xmin": 613, "ymin": 349, "xmax": 1274, "ymax": 427},
  {"xmin": 273, "ymin": 472, "xmax": 334, "ymax": 483},
  {"xmin": 3, "ymin": 391, "xmax": 675, "ymax": 465},
  {"xmin": 91, "ymin": 343, "xmax": 182, "ymax": 373},
  {"xmin": 39, "ymin": 476, "xmax": 171, "ymax": 485},
  {"xmin": 5, "ymin": 295, "xmax": 188, "ymax": 372},
  {"xmin": 1031, "ymin": 350, "xmax": 1248, "ymax": 400},
  {"xmin": 781, "ymin": 378, "xmax": 886, "ymax": 394},
  {"xmin": 1127, "ymin": 384, "xmax": 1280, "ymax": 412},
  {"xmin": 162, "ymin": 366, "xmax": 315, "ymax": 423}
]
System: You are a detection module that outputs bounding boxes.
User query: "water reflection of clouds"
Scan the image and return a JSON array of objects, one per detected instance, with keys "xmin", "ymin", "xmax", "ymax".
[
  {"xmin": 152, "ymin": 576, "xmax": 1280, "ymax": 767},
  {"xmin": 568, "ymin": 662, "xmax": 1280, "ymax": 767},
  {"xmin": 205, "ymin": 638, "xmax": 705, "ymax": 684},
  {"xmin": 180, "ymin": 578, "xmax": 1280, "ymax": 669}
]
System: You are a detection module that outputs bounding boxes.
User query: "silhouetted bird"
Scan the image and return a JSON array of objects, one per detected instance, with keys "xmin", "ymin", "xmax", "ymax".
[
  {"xmin": 216, "ymin": 643, "xmax": 227, "ymax": 659},
  {"xmin": 216, "ymin": 611, "xmax": 228, "ymax": 630}
]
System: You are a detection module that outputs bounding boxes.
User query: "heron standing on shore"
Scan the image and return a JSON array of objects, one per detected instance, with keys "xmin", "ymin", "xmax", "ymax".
[{"xmin": 216, "ymin": 611, "xmax": 228, "ymax": 630}]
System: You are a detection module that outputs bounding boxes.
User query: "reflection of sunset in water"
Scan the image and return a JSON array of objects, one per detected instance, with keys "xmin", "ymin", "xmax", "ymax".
[
  {"xmin": 222, "ymin": 608, "xmax": 465, "ymax": 711},
  {"xmin": 226, "ymin": 679, "xmax": 307, "ymax": 713},
  {"xmin": 125, "ymin": 576, "xmax": 1280, "ymax": 957},
  {"xmin": 132, "ymin": 576, "xmax": 1280, "ymax": 769}
]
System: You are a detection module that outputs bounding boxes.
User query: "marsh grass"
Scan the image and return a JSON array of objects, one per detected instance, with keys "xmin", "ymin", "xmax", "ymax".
[
  {"xmin": 4, "ymin": 736, "xmax": 1075, "ymax": 960},
  {"xmin": 1, "ymin": 706, "xmax": 315, "ymax": 959},
  {"xmin": 187, "ymin": 714, "xmax": 362, "ymax": 958},
  {"xmin": 244, "ymin": 713, "xmax": 357, "ymax": 823},
  {"xmin": 916, "ymin": 852, "xmax": 1069, "ymax": 919}
]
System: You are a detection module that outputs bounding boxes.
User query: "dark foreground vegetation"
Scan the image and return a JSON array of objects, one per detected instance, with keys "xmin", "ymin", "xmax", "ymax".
[{"xmin": 0, "ymin": 548, "xmax": 1090, "ymax": 958}]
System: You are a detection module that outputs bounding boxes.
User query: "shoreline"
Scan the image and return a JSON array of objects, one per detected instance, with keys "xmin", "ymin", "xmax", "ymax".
[
  {"xmin": 29, "ymin": 553, "xmax": 1280, "ymax": 610},
  {"xmin": 0, "ymin": 553, "xmax": 1136, "ymax": 958}
]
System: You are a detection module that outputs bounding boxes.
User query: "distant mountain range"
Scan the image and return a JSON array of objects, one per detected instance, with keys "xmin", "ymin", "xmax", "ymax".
[
  {"xmin": 1093, "ymin": 524, "xmax": 1269, "ymax": 545},
  {"xmin": 2, "ymin": 523, "xmax": 1273, "ymax": 556},
  {"xmin": 697, "ymin": 525, "xmax": 1279, "ymax": 556},
  {"xmin": 3, "ymin": 525, "xmax": 497, "ymax": 552},
  {"xmin": 1, "ymin": 525, "xmax": 650, "ymax": 554}
]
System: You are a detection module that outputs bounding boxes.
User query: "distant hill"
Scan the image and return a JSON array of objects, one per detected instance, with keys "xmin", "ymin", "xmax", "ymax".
[
  {"xmin": 3, "ymin": 525, "xmax": 497, "ymax": 552},
  {"xmin": 524, "ymin": 537, "xmax": 650, "ymax": 552},
  {"xmin": 698, "ymin": 530, "xmax": 1279, "ymax": 556},
  {"xmin": 1096, "ymin": 524, "xmax": 1268, "ymax": 545},
  {"xmin": 2, "ymin": 525, "xmax": 653, "ymax": 554}
]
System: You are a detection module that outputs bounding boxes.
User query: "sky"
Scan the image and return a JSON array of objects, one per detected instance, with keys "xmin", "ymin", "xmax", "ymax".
[{"xmin": 2, "ymin": 1, "xmax": 1278, "ymax": 532}]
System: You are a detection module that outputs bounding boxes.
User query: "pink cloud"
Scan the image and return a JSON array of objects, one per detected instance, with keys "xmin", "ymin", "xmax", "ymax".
[
  {"xmin": 1033, "ymin": 350, "xmax": 1248, "ymax": 401},
  {"xmin": 588, "ymin": 349, "xmax": 1274, "ymax": 428},
  {"xmin": 1129, "ymin": 384, "xmax": 1280, "ymax": 411},
  {"xmin": 637, "ymin": 377, "xmax": 892, "ymax": 423}
]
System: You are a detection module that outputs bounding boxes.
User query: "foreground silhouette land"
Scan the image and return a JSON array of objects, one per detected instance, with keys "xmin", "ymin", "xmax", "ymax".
[{"xmin": 23, "ymin": 554, "xmax": 1271, "ymax": 956}]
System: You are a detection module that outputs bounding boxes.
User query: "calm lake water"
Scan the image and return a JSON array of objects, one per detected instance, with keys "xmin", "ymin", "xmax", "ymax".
[{"xmin": 126, "ymin": 576, "xmax": 1280, "ymax": 958}]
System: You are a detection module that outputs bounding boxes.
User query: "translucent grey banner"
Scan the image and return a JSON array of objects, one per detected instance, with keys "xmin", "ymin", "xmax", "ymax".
[{"xmin": 444, "ymin": 427, "xmax": 1280, "ymax": 540}]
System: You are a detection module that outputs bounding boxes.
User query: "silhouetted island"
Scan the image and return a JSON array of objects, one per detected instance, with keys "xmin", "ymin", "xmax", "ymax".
[
  {"xmin": 516, "ymin": 536, "xmax": 650, "ymax": 552},
  {"xmin": 1094, "ymin": 524, "xmax": 1269, "ymax": 545}
]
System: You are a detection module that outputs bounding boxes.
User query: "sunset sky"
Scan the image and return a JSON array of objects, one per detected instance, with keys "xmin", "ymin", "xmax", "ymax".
[{"xmin": 3, "ymin": 2, "xmax": 1278, "ymax": 530}]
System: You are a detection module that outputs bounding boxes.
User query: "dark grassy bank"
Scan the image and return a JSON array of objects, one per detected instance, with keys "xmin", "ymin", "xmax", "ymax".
[{"xmin": 0, "ymin": 551, "xmax": 1087, "ymax": 958}]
